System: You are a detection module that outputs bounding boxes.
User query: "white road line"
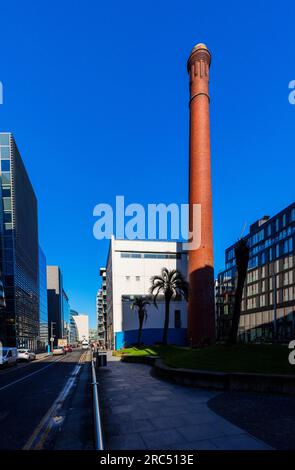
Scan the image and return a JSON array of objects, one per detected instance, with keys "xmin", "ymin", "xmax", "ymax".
[
  {"xmin": 23, "ymin": 351, "xmax": 87, "ymax": 450},
  {"xmin": 0, "ymin": 355, "xmax": 67, "ymax": 392}
]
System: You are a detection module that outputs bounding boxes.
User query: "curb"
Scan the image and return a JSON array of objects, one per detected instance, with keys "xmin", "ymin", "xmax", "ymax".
[
  {"xmin": 120, "ymin": 355, "xmax": 159, "ymax": 366},
  {"xmin": 121, "ymin": 355, "xmax": 295, "ymax": 395}
]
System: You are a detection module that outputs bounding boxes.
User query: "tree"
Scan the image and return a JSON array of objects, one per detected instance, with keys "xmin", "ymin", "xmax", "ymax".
[
  {"xmin": 150, "ymin": 268, "xmax": 188, "ymax": 345},
  {"xmin": 130, "ymin": 296, "xmax": 150, "ymax": 345},
  {"xmin": 228, "ymin": 237, "xmax": 250, "ymax": 345}
]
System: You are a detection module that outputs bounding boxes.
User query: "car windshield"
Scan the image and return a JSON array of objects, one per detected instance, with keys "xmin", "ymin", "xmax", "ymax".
[
  {"xmin": 1, "ymin": 349, "xmax": 9, "ymax": 357},
  {"xmin": 18, "ymin": 350, "xmax": 27, "ymax": 353}
]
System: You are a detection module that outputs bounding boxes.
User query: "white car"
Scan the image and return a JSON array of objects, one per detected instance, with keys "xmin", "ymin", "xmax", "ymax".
[
  {"xmin": 0, "ymin": 347, "xmax": 18, "ymax": 367},
  {"xmin": 53, "ymin": 346, "xmax": 65, "ymax": 355},
  {"xmin": 17, "ymin": 349, "xmax": 36, "ymax": 362}
]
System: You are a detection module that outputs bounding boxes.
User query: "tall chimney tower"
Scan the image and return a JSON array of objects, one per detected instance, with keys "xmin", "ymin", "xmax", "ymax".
[{"xmin": 187, "ymin": 43, "xmax": 215, "ymax": 345}]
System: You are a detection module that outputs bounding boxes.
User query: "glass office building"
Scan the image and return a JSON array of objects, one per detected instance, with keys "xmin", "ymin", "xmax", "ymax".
[
  {"xmin": 216, "ymin": 202, "xmax": 295, "ymax": 342},
  {"xmin": 69, "ymin": 309, "xmax": 79, "ymax": 345},
  {"xmin": 0, "ymin": 133, "xmax": 39, "ymax": 350},
  {"xmin": 47, "ymin": 266, "xmax": 68, "ymax": 345},
  {"xmin": 38, "ymin": 247, "xmax": 48, "ymax": 351},
  {"xmin": 62, "ymin": 289, "xmax": 70, "ymax": 344}
]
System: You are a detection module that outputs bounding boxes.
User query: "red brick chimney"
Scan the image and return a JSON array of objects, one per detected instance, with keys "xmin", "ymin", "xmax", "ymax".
[{"xmin": 187, "ymin": 43, "xmax": 216, "ymax": 346}]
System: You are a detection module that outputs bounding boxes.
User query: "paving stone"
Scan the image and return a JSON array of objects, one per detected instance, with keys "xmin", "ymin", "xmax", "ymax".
[
  {"xmin": 178, "ymin": 423, "xmax": 227, "ymax": 442},
  {"xmin": 168, "ymin": 439, "xmax": 218, "ymax": 450},
  {"xmin": 211, "ymin": 433, "xmax": 271, "ymax": 450},
  {"xmin": 140, "ymin": 429, "xmax": 187, "ymax": 449},
  {"xmin": 107, "ymin": 433, "xmax": 147, "ymax": 450},
  {"xmin": 99, "ymin": 357, "xmax": 270, "ymax": 451}
]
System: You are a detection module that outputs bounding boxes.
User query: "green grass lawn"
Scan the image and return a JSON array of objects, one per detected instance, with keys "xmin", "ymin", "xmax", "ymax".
[{"xmin": 114, "ymin": 344, "xmax": 295, "ymax": 375}]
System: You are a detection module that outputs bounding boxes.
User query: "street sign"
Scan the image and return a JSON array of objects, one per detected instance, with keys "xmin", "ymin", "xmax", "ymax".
[{"xmin": 50, "ymin": 337, "xmax": 54, "ymax": 342}]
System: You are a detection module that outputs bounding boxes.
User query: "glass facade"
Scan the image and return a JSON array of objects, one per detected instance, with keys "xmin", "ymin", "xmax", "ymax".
[
  {"xmin": 69, "ymin": 309, "xmax": 79, "ymax": 345},
  {"xmin": 38, "ymin": 247, "xmax": 48, "ymax": 351},
  {"xmin": 0, "ymin": 133, "xmax": 39, "ymax": 350},
  {"xmin": 217, "ymin": 202, "xmax": 295, "ymax": 343},
  {"xmin": 62, "ymin": 290, "xmax": 70, "ymax": 344}
]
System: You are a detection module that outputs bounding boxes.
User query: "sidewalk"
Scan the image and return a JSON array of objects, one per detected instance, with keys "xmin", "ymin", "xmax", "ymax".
[
  {"xmin": 99, "ymin": 352, "xmax": 271, "ymax": 450},
  {"xmin": 54, "ymin": 351, "xmax": 94, "ymax": 450}
]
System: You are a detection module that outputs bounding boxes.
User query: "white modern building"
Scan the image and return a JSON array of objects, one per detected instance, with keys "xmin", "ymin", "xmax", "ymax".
[
  {"xmin": 73, "ymin": 314, "xmax": 89, "ymax": 342},
  {"xmin": 106, "ymin": 238, "xmax": 188, "ymax": 350}
]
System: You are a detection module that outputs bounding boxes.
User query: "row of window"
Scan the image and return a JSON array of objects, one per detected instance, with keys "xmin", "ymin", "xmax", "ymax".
[
  {"xmin": 246, "ymin": 271, "xmax": 294, "ymax": 296},
  {"xmin": 120, "ymin": 252, "xmax": 181, "ymax": 259},
  {"xmin": 226, "ymin": 208, "xmax": 295, "ymax": 262},
  {"xmin": 244, "ymin": 287, "xmax": 295, "ymax": 309}
]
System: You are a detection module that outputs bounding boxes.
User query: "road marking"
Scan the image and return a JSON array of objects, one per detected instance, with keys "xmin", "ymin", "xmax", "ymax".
[
  {"xmin": 0, "ymin": 355, "xmax": 67, "ymax": 392},
  {"xmin": 23, "ymin": 351, "xmax": 87, "ymax": 450}
]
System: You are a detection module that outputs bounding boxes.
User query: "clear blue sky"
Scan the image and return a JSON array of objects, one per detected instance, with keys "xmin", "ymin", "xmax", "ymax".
[{"xmin": 0, "ymin": 0, "xmax": 294, "ymax": 327}]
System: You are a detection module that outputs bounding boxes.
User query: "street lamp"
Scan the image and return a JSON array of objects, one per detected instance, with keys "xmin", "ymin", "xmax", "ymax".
[{"xmin": 50, "ymin": 322, "xmax": 56, "ymax": 353}]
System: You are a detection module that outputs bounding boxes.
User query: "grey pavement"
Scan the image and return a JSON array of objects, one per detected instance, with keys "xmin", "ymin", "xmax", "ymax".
[{"xmin": 99, "ymin": 352, "xmax": 271, "ymax": 450}]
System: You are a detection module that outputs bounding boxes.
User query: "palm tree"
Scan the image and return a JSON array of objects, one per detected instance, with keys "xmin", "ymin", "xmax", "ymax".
[
  {"xmin": 228, "ymin": 237, "xmax": 250, "ymax": 345},
  {"xmin": 150, "ymin": 268, "xmax": 188, "ymax": 345},
  {"xmin": 130, "ymin": 296, "xmax": 150, "ymax": 345}
]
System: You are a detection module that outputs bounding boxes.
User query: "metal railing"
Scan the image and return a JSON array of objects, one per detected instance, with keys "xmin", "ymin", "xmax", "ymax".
[{"xmin": 91, "ymin": 353, "xmax": 104, "ymax": 450}]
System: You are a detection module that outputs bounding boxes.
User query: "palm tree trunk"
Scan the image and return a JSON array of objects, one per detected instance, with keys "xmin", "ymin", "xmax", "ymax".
[
  {"xmin": 228, "ymin": 240, "xmax": 249, "ymax": 346},
  {"xmin": 138, "ymin": 316, "xmax": 143, "ymax": 345},
  {"xmin": 162, "ymin": 297, "xmax": 170, "ymax": 345}
]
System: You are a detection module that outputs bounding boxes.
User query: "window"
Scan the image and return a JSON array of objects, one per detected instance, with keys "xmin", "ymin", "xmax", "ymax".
[
  {"xmin": 291, "ymin": 208, "xmax": 295, "ymax": 222},
  {"xmin": 2, "ymin": 188, "xmax": 11, "ymax": 197},
  {"xmin": 144, "ymin": 253, "xmax": 180, "ymax": 259},
  {"xmin": 135, "ymin": 276, "xmax": 140, "ymax": 281},
  {"xmin": 260, "ymin": 295, "xmax": 266, "ymax": 307},
  {"xmin": 0, "ymin": 146, "xmax": 10, "ymax": 158},
  {"xmin": 125, "ymin": 276, "xmax": 130, "ymax": 281},
  {"xmin": 283, "ymin": 238, "xmax": 293, "ymax": 254},
  {"xmin": 3, "ymin": 198, "xmax": 11, "ymax": 211},
  {"xmin": 261, "ymin": 252, "xmax": 266, "ymax": 265},
  {"xmin": 4, "ymin": 212, "xmax": 12, "ymax": 223},
  {"xmin": 1, "ymin": 160, "xmax": 10, "ymax": 171},
  {"xmin": 1, "ymin": 172, "xmax": 11, "ymax": 185},
  {"xmin": 121, "ymin": 252, "xmax": 142, "ymax": 258},
  {"xmin": 0, "ymin": 134, "xmax": 10, "ymax": 145},
  {"xmin": 282, "ymin": 214, "xmax": 287, "ymax": 227},
  {"xmin": 174, "ymin": 310, "xmax": 181, "ymax": 328},
  {"xmin": 275, "ymin": 218, "xmax": 280, "ymax": 232}
]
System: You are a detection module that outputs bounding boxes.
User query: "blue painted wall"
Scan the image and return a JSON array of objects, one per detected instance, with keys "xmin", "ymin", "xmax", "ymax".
[{"xmin": 115, "ymin": 328, "xmax": 187, "ymax": 350}]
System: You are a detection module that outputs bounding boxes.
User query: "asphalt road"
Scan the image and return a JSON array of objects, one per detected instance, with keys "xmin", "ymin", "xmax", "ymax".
[{"xmin": 0, "ymin": 349, "xmax": 84, "ymax": 450}]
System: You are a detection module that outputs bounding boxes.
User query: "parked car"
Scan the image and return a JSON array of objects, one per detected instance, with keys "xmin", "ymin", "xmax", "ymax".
[
  {"xmin": 17, "ymin": 349, "xmax": 36, "ymax": 362},
  {"xmin": 0, "ymin": 347, "xmax": 18, "ymax": 368},
  {"xmin": 53, "ymin": 346, "xmax": 65, "ymax": 355},
  {"xmin": 64, "ymin": 345, "xmax": 72, "ymax": 353}
]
